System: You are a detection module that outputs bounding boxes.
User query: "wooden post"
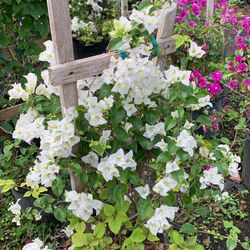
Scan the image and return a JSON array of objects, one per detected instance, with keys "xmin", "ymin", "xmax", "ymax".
[
  {"xmin": 121, "ymin": 0, "xmax": 129, "ymax": 17},
  {"xmin": 242, "ymin": 137, "xmax": 250, "ymax": 190},
  {"xmin": 47, "ymin": 0, "xmax": 83, "ymax": 192},
  {"xmin": 206, "ymin": 0, "xmax": 214, "ymax": 21}
]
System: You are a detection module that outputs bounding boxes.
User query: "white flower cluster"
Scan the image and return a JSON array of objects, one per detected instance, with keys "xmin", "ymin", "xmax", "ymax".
[
  {"xmin": 145, "ymin": 205, "xmax": 178, "ymax": 235},
  {"xmin": 188, "ymin": 41, "xmax": 206, "ymax": 59},
  {"xmin": 102, "ymin": 54, "xmax": 170, "ymax": 110},
  {"xmin": 22, "ymin": 238, "xmax": 50, "ymax": 250},
  {"xmin": 200, "ymin": 166, "xmax": 225, "ymax": 190},
  {"xmin": 218, "ymin": 145, "xmax": 241, "ymax": 177},
  {"xmin": 176, "ymin": 130, "xmax": 197, "ymax": 157},
  {"xmin": 39, "ymin": 40, "xmax": 55, "ymax": 65},
  {"xmin": 8, "ymin": 199, "xmax": 21, "ymax": 226},
  {"xmin": 164, "ymin": 65, "xmax": 191, "ymax": 86},
  {"xmin": 40, "ymin": 117, "xmax": 80, "ymax": 158},
  {"xmin": 8, "ymin": 73, "xmax": 37, "ymax": 101},
  {"xmin": 86, "ymin": 0, "xmax": 103, "ymax": 13},
  {"xmin": 153, "ymin": 156, "xmax": 189, "ymax": 196},
  {"xmin": 26, "ymin": 152, "xmax": 60, "ymax": 188},
  {"xmin": 188, "ymin": 95, "xmax": 213, "ymax": 111},
  {"xmin": 20, "ymin": 108, "xmax": 79, "ymax": 188},
  {"xmin": 36, "ymin": 70, "xmax": 59, "ymax": 98},
  {"xmin": 13, "ymin": 108, "xmax": 45, "ymax": 144},
  {"xmin": 97, "ymin": 149, "xmax": 137, "ymax": 182},
  {"xmin": 71, "ymin": 16, "xmax": 85, "ymax": 32},
  {"xmin": 144, "ymin": 122, "xmax": 166, "ymax": 141},
  {"xmin": 65, "ymin": 191, "xmax": 103, "ymax": 221}
]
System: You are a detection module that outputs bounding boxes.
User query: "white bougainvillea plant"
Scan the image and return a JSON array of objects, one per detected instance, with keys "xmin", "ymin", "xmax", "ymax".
[{"xmin": 2, "ymin": 1, "xmax": 242, "ymax": 249}]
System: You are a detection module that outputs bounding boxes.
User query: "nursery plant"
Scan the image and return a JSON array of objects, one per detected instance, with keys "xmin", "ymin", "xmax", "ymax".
[{"xmin": 0, "ymin": 0, "xmax": 249, "ymax": 250}]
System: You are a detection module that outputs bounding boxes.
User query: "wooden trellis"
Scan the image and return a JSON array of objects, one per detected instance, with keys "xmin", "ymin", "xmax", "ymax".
[{"xmin": 46, "ymin": 0, "xmax": 177, "ymax": 192}]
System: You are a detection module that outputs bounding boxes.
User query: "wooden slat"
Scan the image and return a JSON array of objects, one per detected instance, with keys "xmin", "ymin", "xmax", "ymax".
[
  {"xmin": 49, "ymin": 52, "xmax": 118, "ymax": 86},
  {"xmin": 206, "ymin": 0, "xmax": 214, "ymax": 21},
  {"xmin": 157, "ymin": 2, "xmax": 177, "ymax": 40},
  {"xmin": 121, "ymin": 0, "xmax": 129, "ymax": 17},
  {"xmin": 47, "ymin": 0, "xmax": 83, "ymax": 192},
  {"xmin": 0, "ymin": 104, "xmax": 21, "ymax": 121},
  {"xmin": 49, "ymin": 37, "xmax": 176, "ymax": 86}
]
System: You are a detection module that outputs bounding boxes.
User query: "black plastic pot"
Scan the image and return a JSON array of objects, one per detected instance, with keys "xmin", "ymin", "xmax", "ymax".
[
  {"xmin": 73, "ymin": 39, "xmax": 109, "ymax": 60},
  {"xmin": 242, "ymin": 136, "xmax": 250, "ymax": 190},
  {"xmin": 11, "ymin": 187, "xmax": 57, "ymax": 223}
]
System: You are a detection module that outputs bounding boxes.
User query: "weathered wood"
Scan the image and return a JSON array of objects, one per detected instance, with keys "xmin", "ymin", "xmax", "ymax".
[
  {"xmin": 47, "ymin": 0, "xmax": 83, "ymax": 192},
  {"xmin": 0, "ymin": 104, "xmax": 21, "ymax": 121},
  {"xmin": 49, "ymin": 52, "xmax": 119, "ymax": 86},
  {"xmin": 49, "ymin": 37, "xmax": 176, "ymax": 86},
  {"xmin": 157, "ymin": 2, "xmax": 177, "ymax": 39},
  {"xmin": 206, "ymin": 0, "xmax": 214, "ymax": 21},
  {"xmin": 121, "ymin": 0, "xmax": 129, "ymax": 17}
]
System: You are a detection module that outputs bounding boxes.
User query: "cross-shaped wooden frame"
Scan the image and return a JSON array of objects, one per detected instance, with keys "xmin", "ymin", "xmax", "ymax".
[{"xmin": 46, "ymin": 0, "xmax": 177, "ymax": 192}]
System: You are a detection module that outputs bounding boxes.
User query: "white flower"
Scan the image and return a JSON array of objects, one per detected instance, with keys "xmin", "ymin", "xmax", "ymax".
[
  {"xmin": 81, "ymin": 152, "xmax": 99, "ymax": 168},
  {"xmin": 8, "ymin": 83, "xmax": 29, "ymax": 101},
  {"xmin": 144, "ymin": 122, "xmax": 166, "ymax": 141},
  {"xmin": 188, "ymin": 41, "xmax": 206, "ymax": 59},
  {"xmin": 164, "ymin": 65, "xmax": 179, "ymax": 84},
  {"xmin": 26, "ymin": 153, "xmax": 60, "ymax": 188},
  {"xmin": 24, "ymin": 73, "xmax": 37, "ymax": 94},
  {"xmin": 100, "ymin": 130, "xmax": 112, "ymax": 143},
  {"xmin": 228, "ymin": 162, "xmax": 240, "ymax": 177},
  {"xmin": 22, "ymin": 238, "xmax": 49, "ymax": 250},
  {"xmin": 130, "ymin": 9, "xmax": 159, "ymax": 34},
  {"xmin": 199, "ymin": 166, "xmax": 224, "ymax": 190},
  {"xmin": 165, "ymin": 158, "xmax": 180, "ymax": 174},
  {"xmin": 8, "ymin": 199, "xmax": 21, "ymax": 226},
  {"xmin": 123, "ymin": 102, "xmax": 137, "ymax": 117},
  {"xmin": 155, "ymin": 139, "xmax": 168, "ymax": 152},
  {"xmin": 171, "ymin": 110, "xmax": 179, "ymax": 119},
  {"xmin": 153, "ymin": 176, "xmax": 178, "ymax": 196},
  {"xmin": 199, "ymin": 146, "xmax": 210, "ymax": 158},
  {"xmin": 97, "ymin": 159, "xmax": 120, "ymax": 182},
  {"xmin": 198, "ymin": 96, "xmax": 213, "ymax": 108},
  {"xmin": 71, "ymin": 17, "xmax": 85, "ymax": 32},
  {"xmin": 177, "ymin": 70, "xmax": 191, "ymax": 86},
  {"xmin": 13, "ymin": 108, "xmax": 45, "ymax": 144},
  {"xmin": 65, "ymin": 191, "xmax": 103, "ymax": 221},
  {"xmin": 39, "ymin": 40, "xmax": 55, "ymax": 65},
  {"xmin": 145, "ymin": 205, "xmax": 178, "ymax": 235},
  {"xmin": 176, "ymin": 130, "xmax": 197, "ymax": 157},
  {"xmin": 62, "ymin": 226, "xmax": 74, "ymax": 238},
  {"xmin": 135, "ymin": 185, "xmax": 150, "ymax": 199},
  {"xmin": 184, "ymin": 120, "xmax": 194, "ymax": 129}
]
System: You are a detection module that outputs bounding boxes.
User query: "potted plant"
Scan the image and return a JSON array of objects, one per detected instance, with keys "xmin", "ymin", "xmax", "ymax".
[{"xmin": 69, "ymin": 0, "xmax": 120, "ymax": 59}]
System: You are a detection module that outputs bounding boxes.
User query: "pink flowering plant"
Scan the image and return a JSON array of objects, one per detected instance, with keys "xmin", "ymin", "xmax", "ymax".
[{"xmin": 0, "ymin": 0, "xmax": 249, "ymax": 249}]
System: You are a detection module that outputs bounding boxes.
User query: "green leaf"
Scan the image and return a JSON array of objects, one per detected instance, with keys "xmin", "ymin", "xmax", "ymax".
[
  {"xmin": 165, "ymin": 118, "xmax": 177, "ymax": 130},
  {"xmin": 107, "ymin": 217, "xmax": 122, "ymax": 234},
  {"xmin": 111, "ymin": 106, "xmax": 126, "ymax": 125},
  {"xmin": 72, "ymin": 232, "xmax": 87, "ymax": 247},
  {"xmin": 156, "ymin": 152, "xmax": 172, "ymax": 164},
  {"xmin": 226, "ymin": 238, "xmax": 237, "ymax": 250},
  {"xmin": 172, "ymin": 231, "xmax": 184, "ymax": 245},
  {"xmin": 163, "ymin": 192, "xmax": 176, "ymax": 206},
  {"xmin": 52, "ymin": 177, "xmax": 64, "ymax": 197},
  {"xmin": 172, "ymin": 35, "xmax": 191, "ymax": 49},
  {"xmin": 108, "ymin": 37, "xmax": 123, "ymax": 51},
  {"xmin": 196, "ymin": 115, "xmax": 212, "ymax": 126},
  {"xmin": 23, "ymin": 191, "xmax": 32, "ymax": 197},
  {"xmin": 94, "ymin": 222, "xmax": 105, "ymax": 239},
  {"xmin": 147, "ymin": 232, "xmax": 159, "ymax": 242},
  {"xmin": 54, "ymin": 206, "xmax": 67, "ymax": 222},
  {"xmin": 136, "ymin": 198, "xmax": 153, "ymax": 220},
  {"xmin": 103, "ymin": 204, "xmax": 115, "ymax": 217},
  {"xmin": 180, "ymin": 223, "xmax": 196, "ymax": 234},
  {"xmin": 130, "ymin": 116, "xmax": 144, "ymax": 131},
  {"xmin": 130, "ymin": 227, "xmax": 146, "ymax": 243}
]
